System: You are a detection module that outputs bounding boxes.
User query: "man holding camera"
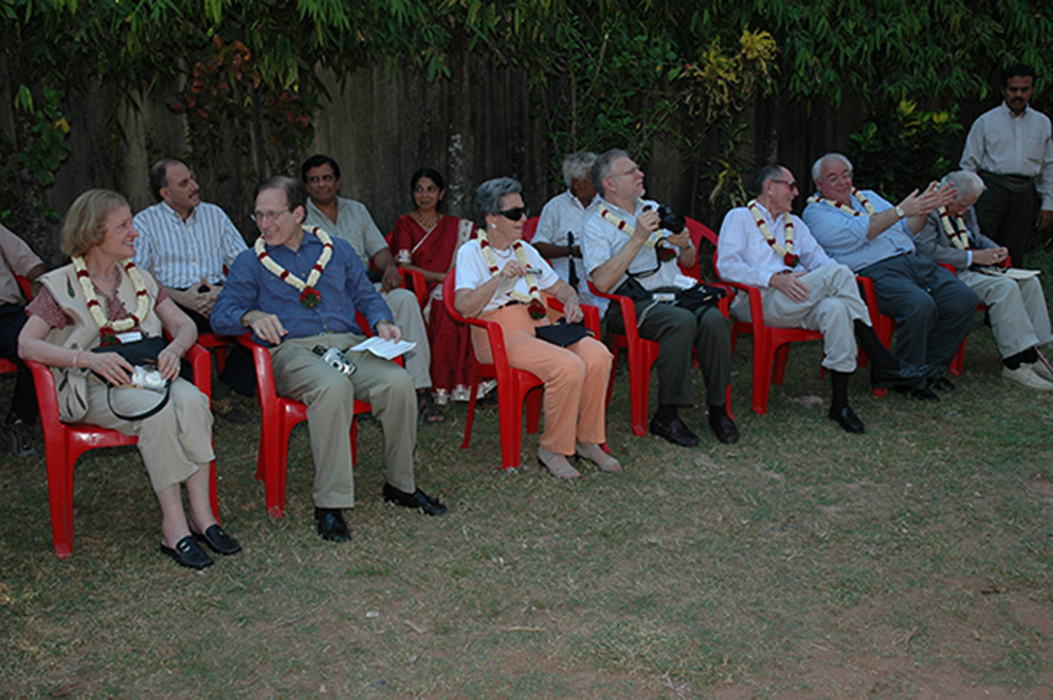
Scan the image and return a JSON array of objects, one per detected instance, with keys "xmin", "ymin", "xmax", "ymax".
[
  {"xmin": 211, "ymin": 176, "xmax": 446, "ymax": 544},
  {"xmin": 581, "ymin": 149, "xmax": 737, "ymax": 446}
]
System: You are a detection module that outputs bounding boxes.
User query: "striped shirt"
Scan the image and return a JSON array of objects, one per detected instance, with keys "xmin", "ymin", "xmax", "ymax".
[{"xmin": 133, "ymin": 201, "xmax": 247, "ymax": 289}]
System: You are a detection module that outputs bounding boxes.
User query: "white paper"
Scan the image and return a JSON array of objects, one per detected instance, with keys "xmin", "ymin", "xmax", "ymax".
[{"xmin": 351, "ymin": 336, "xmax": 417, "ymax": 360}]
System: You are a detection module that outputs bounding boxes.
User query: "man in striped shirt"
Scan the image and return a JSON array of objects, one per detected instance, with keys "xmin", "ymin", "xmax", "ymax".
[{"xmin": 133, "ymin": 158, "xmax": 254, "ymax": 422}]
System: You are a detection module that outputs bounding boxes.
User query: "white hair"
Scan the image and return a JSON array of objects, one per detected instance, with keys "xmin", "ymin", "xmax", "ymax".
[
  {"xmin": 940, "ymin": 170, "xmax": 986, "ymax": 201},
  {"xmin": 811, "ymin": 153, "xmax": 853, "ymax": 184},
  {"xmin": 561, "ymin": 151, "xmax": 597, "ymax": 188}
]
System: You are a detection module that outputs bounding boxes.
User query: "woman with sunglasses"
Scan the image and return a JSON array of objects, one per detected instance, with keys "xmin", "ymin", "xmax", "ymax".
[
  {"xmin": 454, "ymin": 178, "xmax": 620, "ymax": 477},
  {"xmin": 390, "ymin": 168, "xmax": 477, "ymax": 406}
]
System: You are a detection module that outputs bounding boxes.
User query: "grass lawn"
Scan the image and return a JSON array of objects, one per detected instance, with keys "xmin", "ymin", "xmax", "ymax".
[{"xmin": 2, "ymin": 255, "xmax": 1052, "ymax": 699}]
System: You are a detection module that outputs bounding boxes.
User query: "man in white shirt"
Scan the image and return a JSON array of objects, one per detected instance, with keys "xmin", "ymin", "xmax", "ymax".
[
  {"xmin": 133, "ymin": 158, "xmax": 253, "ymax": 422},
  {"xmin": 960, "ymin": 63, "xmax": 1053, "ymax": 266},
  {"xmin": 582, "ymin": 149, "xmax": 737, "ymax": 446},
  {"xmin": 718, "ymin": 165, "xmax": 932, "ymax": 433},
  {"xmin": 533, "ymin": 151, "xmax": 606, "ymax": 313}
]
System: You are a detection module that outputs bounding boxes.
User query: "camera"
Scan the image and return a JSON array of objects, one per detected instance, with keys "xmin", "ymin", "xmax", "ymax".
[
  {"xmin": 313, "ymin": 345, "xmax": 357, "ymax": 378},
  {"xmin": 130, "ymin": 366, "xmax": 167, "ymax": 392},
  {"xmin": 656, "ymin": 205, "xmax": 685, "ymax": 234}
]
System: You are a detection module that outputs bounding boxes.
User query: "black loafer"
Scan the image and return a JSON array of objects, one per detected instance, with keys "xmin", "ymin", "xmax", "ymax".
[
  {"xmin": 871, "ymin": 361, "xmax": 933, "ymax": 389},
  {"xmin": 649, "ymin": 416, "xmax": 700, "ymax": 447},
  {"xmin": 894, "ymin": 385, "xmax": 941, "ymax": 402},
  {"xmin": 193, "ymin": 524, "xmax": 242, "ymax": 555},
  {"xmin": 929, "ymin": 375, "xmax": 955, "ymax": 392},
  {"xmin": 828, "ymin": 405, "xmax": 865, "ymax": 434},
  {"xmin": 382, "ymin": 483, "xmax": 448, "ymax": 516},
  {"xmin": 160, "ymin": 535, "xmax": 213, "ymax": 570},
  {"xmin": 708, "ymin": 411, "xmax": 740, "ymax": 444},
  {"xmin": 314, "ymin": 507, "xmax": 351, "ymax": 542}
]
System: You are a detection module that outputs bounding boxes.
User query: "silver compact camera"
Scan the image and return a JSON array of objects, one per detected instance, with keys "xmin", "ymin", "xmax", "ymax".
[{"xmin": 313, "ymin": 345, "xmax": 357, "ymax": 378}]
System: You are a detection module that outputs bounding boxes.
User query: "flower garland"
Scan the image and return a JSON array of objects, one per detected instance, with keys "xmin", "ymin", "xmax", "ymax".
[
  {"xmin": 477, "ymin": 228, "xmax": 546, "ymax": 319},
  {"xmin": 937, "ymin": 207, "xmax": 971, "ymax": 250},
  {"xmin": 255, "ymin": 225, "xmax": 333, "ymax": 308},
  {"xmin": 748, "ymin": 200, "xmax": 799, "ymax": 266},
  {"xmin": 73, "ymin": 256, "xmax": 150, "ymax": 346},
  {"xmin": 598, "ymin": 205, "xmax": 676, "ymax": 262},
  {"xmin": 806, "ymin": 188, "xmax": 877, "ymax": 217}
]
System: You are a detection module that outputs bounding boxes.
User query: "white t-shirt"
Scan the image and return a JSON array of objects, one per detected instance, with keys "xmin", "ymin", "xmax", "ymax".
[{"xmin": 455, "ymin": 239, "xmax": 560, "ymax": 314}]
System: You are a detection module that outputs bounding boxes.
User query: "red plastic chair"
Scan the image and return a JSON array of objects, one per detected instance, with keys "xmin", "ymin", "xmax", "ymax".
[
  {"xmin": 239, "ymin": 312, "xmax": 390, "ymax": 518},
  {"xmin": 0, "ymin": 274, "xmax": 34, "ymax": 376},
  {"xmin": 443, "ymin": 271, "xmax": 600, "ymax": 469},
  {"xmin": 521, "ymin": 216, "xmax": 539, "ymax": 243},
  {"xmin": 27, "ymin": 343, "xmax": 217, "ymax": 559}
]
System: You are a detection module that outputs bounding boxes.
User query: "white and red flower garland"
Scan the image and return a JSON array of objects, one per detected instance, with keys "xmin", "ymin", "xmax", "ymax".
[
  {"xmin": 477, "ymin": 228, "xmax": 546, "ymax": 319},
  {"xmin": 73, "ymin": 256, "xmax": 149, "ymax": 346},
  {"xmin": 806, "ymin": 188, "xmax": 877, "ymax": 217},
  {"xmin": 937, "ymin": 207, "xmax": 971, "ymax": 250},
  {"xmin": 748, "ymin": 200, "xmax": 799, "ymax": 267},
  {"xmin": 598, "ymin": 205, "xmax": 677, "ymax": 262},
  {"xmin": 255, "ymin": 225, "xmax": 333, "ymax": 308}
]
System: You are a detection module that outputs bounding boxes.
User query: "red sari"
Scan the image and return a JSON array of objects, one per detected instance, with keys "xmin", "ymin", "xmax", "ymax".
[{"xmin": 390, "ymin": 214, "xmax": 474, "ymax": 395}]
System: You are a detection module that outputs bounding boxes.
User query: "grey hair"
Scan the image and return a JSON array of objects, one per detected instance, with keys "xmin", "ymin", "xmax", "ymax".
[
  {"xmin": 752, "ymin": 164, "xmax": 786, "ymax": 196},
  {"xmin": 591, "ymin": 149, "xmax": 631, "ymax": 198},
  {"xmin": 811, "ymin": 153, "xmax": 853, "ymax": 184},
  {"xmin": 474, "ymin": 177, "xmax": 522, "ymax": 228},
  {"xmin": 940, "ymin": 170, "xmax": 986, "ymax": 201},
  {"xmin": 562, "ymin": 151, "xmax": 598, "ymax": 188}
]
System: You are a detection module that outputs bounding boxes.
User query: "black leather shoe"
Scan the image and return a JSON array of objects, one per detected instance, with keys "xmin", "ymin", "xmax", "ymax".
[
  {"xmin": 871, "ymin": 361, "xmax": 934, "ymax": 389},
  {"xmin": 894, "ymin": 385, "xmax": 941, "ymax": 402},
  {"xmin": 828, "ymin": 405, "xmax": 865, "ymax": 434},
  {"xmin": 708, "ymin": 411, "xmax": 740, "ymax": 444},
  {"xmin": 649, "ymin": 415, "xmax": 700, "ymax": 447},
  {"xmin": 160, "ymin": 535, "xmax": 213, "ymax": 570},
  {"xmin": 193, "ymin": 524, "xmax": 242, "ymax": 555},
  {"xmin": 929, "ymin": 375, "xmax": 955, "ymax": 392},
  {"xmin": 383, "ymin": 483, "xmax": 448, "ymax": 516},
  {"xmin": 314, "ymin": 508, "xmax": 351, "ymax": 542}
]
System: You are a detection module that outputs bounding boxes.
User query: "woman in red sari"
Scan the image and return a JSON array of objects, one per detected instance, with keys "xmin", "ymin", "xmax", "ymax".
[{"xmin": 391, "ymin": 169, "xmax": 476, "ymax": 404}]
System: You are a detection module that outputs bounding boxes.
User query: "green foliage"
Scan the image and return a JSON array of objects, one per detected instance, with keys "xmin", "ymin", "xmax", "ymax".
[{"xmin": 848, "ymin": 100, "xmax": 964, "ymax": 202}]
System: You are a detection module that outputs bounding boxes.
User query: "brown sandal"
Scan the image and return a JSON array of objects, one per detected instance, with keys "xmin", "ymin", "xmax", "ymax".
[{"xmin": 418, "ymin": 391, "xmax": 446, "ymax": 425}]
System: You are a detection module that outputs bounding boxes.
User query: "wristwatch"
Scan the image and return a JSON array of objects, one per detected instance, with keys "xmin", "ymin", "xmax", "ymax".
[{"xmin": 894, "ymin": 205, "xmax": 905, "ymax": 219}]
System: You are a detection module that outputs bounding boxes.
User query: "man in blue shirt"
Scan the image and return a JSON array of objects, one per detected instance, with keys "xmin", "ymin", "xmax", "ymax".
[
  {"xmin": 801, "ymin": 153, "xmax": 977, "ymax": 402},
  {"xmin": 211, "ymin": 176, "xmax": 446, "ymax": 542}
]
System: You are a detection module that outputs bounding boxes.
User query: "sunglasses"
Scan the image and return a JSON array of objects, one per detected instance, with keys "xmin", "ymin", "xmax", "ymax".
[{"xmin": 499, "ymin": 206, "xmax": 529, "ymax": 221}]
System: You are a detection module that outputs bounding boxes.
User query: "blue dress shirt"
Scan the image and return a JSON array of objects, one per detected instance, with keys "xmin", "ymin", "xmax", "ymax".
[
  {"xmin": 210, "ymin": 230, "xmax": 393, "ymax": 346},
  {"xmin": 801, "ymin": 190, "xmax": 916, "ymax": 272}
]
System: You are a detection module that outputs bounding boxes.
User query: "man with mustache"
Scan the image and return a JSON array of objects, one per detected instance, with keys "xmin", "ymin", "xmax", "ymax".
[{"xmin": 960, "ymin": 64, "xmax": 1053, "ymax": 266}]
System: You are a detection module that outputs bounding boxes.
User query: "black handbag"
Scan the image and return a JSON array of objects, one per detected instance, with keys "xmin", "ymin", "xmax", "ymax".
[
  {"xmin": 535, "ymin": 318, "xmax": 593, "ymax": 347},
  {"xmin": 90, "ymin": 336, "xmax": 171, "ymax": 420}
]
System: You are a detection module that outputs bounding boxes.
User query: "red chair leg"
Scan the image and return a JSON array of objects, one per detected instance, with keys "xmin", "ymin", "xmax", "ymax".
[
  {"xmin": 497, "ymin": 384, "xmax": 525, "ymax": 470},
  {"xmin": 752, "ymin": 335, "xmax": 773, "ymax": 415},
  {"xmin": 949, "ymin": 337, "xmax": 966, "ymax": 376},
  {"xmin": 772, "ymin": 343, "xmax": 792, "ymax": 385},
  {"xmin": 47, "ymin": 440, "xmax": 75, "ymax": 559},
  {"xmin": 524, "ymin": 385, "xmax": 542, "ymax": 434}
]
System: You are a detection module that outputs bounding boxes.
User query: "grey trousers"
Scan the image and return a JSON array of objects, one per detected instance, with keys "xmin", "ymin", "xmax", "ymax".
[
  {"xmin": 608, "ymin": 299, "xmax": 731, "ymax": 408},
  {"xmin": 378, "ymin": 286, "xmax": 432, "ymax": 390},
  {"xmin": 859, "ymin": 254, "xmax": 979, "ymax": 372},
  {"xmin": 959, "ymin": 269, "xmax": 1052, "ymax": 358},
  {"xmin": 270, "ymin": 332, "xmax": 417, "ymax": 509}
]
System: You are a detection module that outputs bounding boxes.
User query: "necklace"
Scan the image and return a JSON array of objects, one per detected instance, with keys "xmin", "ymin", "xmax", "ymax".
[
  {"xmin": 748, "ymin": 200, "xmax": 799, "ymax": 266},
  {"xmin": 806, "ymin": 188, "xmax": 877, "ymax": 217},
  {"xmin": 598, "ymin": 205, "xmax": 676, "ymax": 261},
  {"xmin": 255, "ymin": 225, "xmax": 334, "ymax": 308},
  {"xmin": 937, "ymin": 207, "xmax": 971, "ymax": 250},
  {"xmin": 412, "ymin": 210, "xmax": 441, "ymax": 231},
  {"xmin": 477, "ymin": 229, "xmax": 546, "ymax": 319},
  {"xmin": 73, "ymin": 256, "xmax": 150, "ymax": 346}
]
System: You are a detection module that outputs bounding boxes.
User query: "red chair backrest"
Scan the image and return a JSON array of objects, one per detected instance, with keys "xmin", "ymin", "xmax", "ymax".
[{"xmin": 521, "ymin": 216, "xmax": 539, "ymax": 243}]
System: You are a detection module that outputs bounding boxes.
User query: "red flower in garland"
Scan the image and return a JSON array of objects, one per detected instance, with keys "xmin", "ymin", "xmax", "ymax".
[
  {"xmin": 528, "ymin": 301, "xmax": 547, "ymax": 320},
  {"xmin": 658, "ymin": 247, "xmax": 677, "ymax": 262},
  {"xmin": 784, "ymin": 253, "xmax": 800, "ymax": 267},
  {"xmin": 300, "ymin": 287, "xmax": 321, "ymax": 309},
  {"xmin": 100, "ymin": 327, "xmax": 119, "ymax": 346}
]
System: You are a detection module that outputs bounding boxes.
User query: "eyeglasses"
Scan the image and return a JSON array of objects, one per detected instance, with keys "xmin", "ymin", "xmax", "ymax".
[
  {"xmin": 823, "ymin": 171, "xmax": 853, "ymax": 185},
  {"xmin": 771, "ymin": 179, "xmax": 798, "ymax": 190},
  {"xmin": 499, "ymin": 206, "xmax": 529, "ymax": 221},
  {"xmin": 251, "ymin": 209, "xmax": 290, "ymax": 223}
]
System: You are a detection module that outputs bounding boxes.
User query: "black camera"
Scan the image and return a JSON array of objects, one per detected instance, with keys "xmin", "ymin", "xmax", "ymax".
[{"xmin": 656, "ymin": 205, "xmax": 685, "ymax": 234}]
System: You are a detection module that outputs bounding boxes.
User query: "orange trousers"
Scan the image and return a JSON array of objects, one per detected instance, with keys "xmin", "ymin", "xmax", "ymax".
[{"xmin": 473, "ymin": 304, "xmax": 612, "ymax": 455}]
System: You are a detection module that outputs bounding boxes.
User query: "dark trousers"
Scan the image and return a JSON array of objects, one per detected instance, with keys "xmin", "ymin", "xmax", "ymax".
[
  {"xmin": 178, "ymin": 304, "xmax": 256, "ymax": 397},
  {"xmin": 0, "ymin": 304, "xmax": 37, "ymax": 423},
  {"xmin": 860, "ymin": 254, "xmax": 979, "ymax": 372},
  {"xmin": 607, "ymin": 299, "xmax": 731, "ymax": 408},
  {"xmin": 975, "ymin": 173, "xmax": 1037, "ymax": 267}
]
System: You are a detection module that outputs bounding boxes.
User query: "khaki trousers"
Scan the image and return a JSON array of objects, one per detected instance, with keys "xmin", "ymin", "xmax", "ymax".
[
  {"xmin": 378, "ymin": 286, "xmax": 432, "ymax": 390},
  {"xmin": 473, "ymin": 305, "xmax": 612, "ymax": 455},
  {"xmin": 732, "ymin": 265, "xmax": 871, "ymax": 373},
  {"xmin": 83, "ymin": 377, "xmax": 214, "ymax": 493},
  {"xmin": 959, "ymin": 270, "xmax": 1053, "ymax": 358},
  {"xmin": 270, "ymin": 332, "xmax": 417, "ymax": 509}
]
